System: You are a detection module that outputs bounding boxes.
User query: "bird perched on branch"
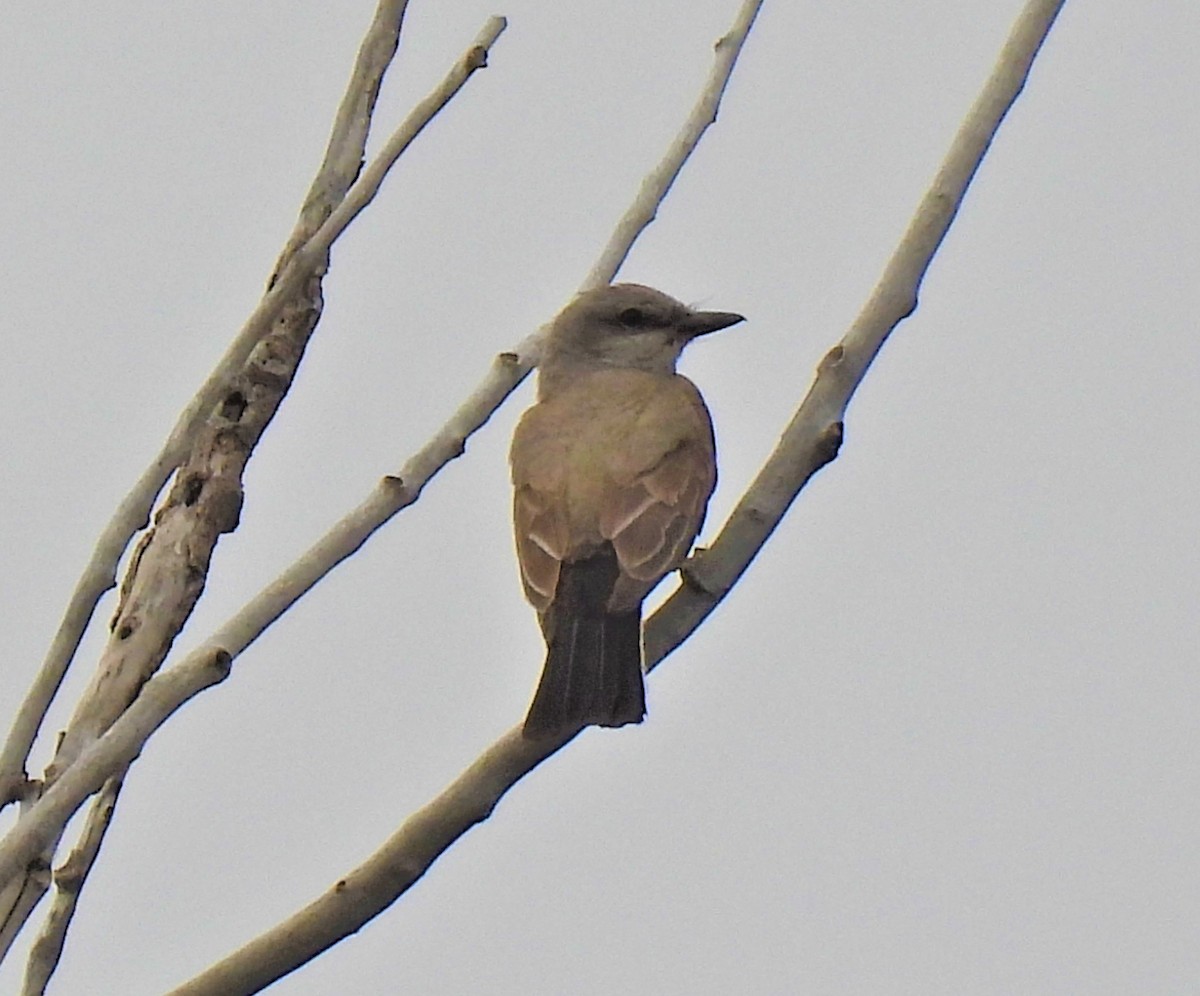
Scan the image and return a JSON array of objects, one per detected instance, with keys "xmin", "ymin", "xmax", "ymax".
[{"xmin": 510, "ymin": 283, "xmax": 744, "ymax": 739}]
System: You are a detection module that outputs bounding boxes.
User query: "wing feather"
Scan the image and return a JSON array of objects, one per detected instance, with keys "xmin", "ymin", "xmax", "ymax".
[
  {"xmin": 603, "ymin": 439, "xmax": 714, "ymax": 604},
  {"xmin": 511, "ymin": 372, "xmax": 716, "ymax": 615},
  {"xmin": 513, "ymin": 486, "xmax": 564, "ymax": 610}
]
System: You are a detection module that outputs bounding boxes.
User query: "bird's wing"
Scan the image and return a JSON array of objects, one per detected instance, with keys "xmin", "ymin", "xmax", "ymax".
[
  {"xmin": 511, "ymin": 405, "xmax": 570, "ymax": 613},
  {"xmin": 598, "ymin": 381, "xmax": 716, "ymax": 607},
  {"xmin": 599, "ymin": 438, "xmax": 714, "ymax": 592},
  {"xmin": 512, "ymin": 482, "xmax": 566, "ymax": 612}
]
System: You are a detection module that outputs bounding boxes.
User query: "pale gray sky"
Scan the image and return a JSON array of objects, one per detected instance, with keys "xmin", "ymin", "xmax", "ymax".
[{"xmin": 2, "ymin": 2, "xmax": 1198, "ymax": 994}]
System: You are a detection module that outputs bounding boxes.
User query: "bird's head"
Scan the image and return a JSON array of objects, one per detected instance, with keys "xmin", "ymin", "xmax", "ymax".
[{"xmin": 545, "ymin": 283, "xmax": 744, "ymax": 375}]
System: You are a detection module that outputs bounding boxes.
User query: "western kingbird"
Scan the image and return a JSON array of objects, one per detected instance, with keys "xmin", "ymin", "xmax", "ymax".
[{"xmin": 510, "ymin": 283, "xmax": 744, "ymax": 739}]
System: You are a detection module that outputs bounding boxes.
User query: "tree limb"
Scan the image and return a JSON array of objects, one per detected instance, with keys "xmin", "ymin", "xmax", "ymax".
[
  {"xmin": 649, "ymin": 0, "xmax": 1066, "ymax": 654},
  {"xmin": 0, "ymin": 0, "xmax": 424, "ymax": 810},
  {"xmin": 581, "ymin": 0, "xmax": 764, "ymax": 290},
  {"xmin": 47, "ymin": 11, "xmax": 508, "ymax": 786},
  {"xmin": 0, "ymin": 1, "xmax": 505, "ymax": 971}
]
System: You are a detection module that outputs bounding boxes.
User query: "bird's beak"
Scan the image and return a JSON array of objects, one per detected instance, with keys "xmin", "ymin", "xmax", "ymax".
[{"xmin": 679, "ymin": 310, "xmax": 746, "ymax": 339}]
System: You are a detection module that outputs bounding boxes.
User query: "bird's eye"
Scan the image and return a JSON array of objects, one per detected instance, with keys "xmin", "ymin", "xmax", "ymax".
[{"xmin": 619, "ymin": 307, "xmax": 647, "ymax": 327}]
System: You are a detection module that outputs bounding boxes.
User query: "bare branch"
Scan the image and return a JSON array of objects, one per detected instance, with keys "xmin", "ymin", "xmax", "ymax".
[
  {"xmin": 0, "ymin": 0, "xmax": 417, "ymax": 805},
  {"xmin": 45, "ymin": 11, "xmax": 508, "ymax": 785},
  {"xmin": 166, "ymin": 730, "xmax": 557, "ymax": 996},
  {"xmin": 648, "ymin": 0, "xmax": 1067, "ymax": 657},
  {"xmin": 0, "ymin": 2, "xmax": 762, "ymax": 983},
  {"xmin": 1, "ymin": 7, "xmax": 505, "ymax": 805},
  {"xmin": 0, "ymin": 650, "xmax": 234, "ymax": 903},
  {"xmin": 0, "ymin": 0, "xmax": 421, "ymax": 808},
  {"xmin": 292, "ymin": 0, "xmax": 414, "ymax": 240},
  {"xmin": 0, "ymin": 793, "xmax": 47, "ymax": 963},
  {"xmin": 19, "ymin": 774, "xmax": 125, "ymax": 996},
  {"xmin": 5, "ymin": 0, "xmax": 761, "ymax": 807},
  {"xmin": 1, "ymin": 1, "xmax": 505, "ymax": 967},
  {"xmin": 164, "ymin": 2, "xmax": 1067, "ymax": 991},
  {"xmin": 582, "ymin": 0, "xmax": 764, "ymax": 289}
]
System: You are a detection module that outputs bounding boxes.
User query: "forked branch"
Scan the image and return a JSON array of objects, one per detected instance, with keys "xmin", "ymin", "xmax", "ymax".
[{"xmin": 0, "ymin": 3, "xmax": 506, "ymax": 979}]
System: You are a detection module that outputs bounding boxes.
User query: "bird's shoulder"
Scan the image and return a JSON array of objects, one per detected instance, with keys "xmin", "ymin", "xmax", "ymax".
[{"xmin": 522, "ymin": 368, "xmax": 708, "ymax": 436}]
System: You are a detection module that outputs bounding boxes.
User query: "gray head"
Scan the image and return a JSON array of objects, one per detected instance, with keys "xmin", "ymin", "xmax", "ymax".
[{"xmin": 543, "ymin": 283, "xmax": 744, "ymax": 375}]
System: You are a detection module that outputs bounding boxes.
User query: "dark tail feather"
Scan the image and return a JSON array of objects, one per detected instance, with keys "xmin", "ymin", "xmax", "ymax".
[
  {"xmin": 523, "ymin": 550, "xmax": 645, "ymax": 739},
  {"xmin": 523, "ymin": 610, "xmax": 644, "ymax": 738}
]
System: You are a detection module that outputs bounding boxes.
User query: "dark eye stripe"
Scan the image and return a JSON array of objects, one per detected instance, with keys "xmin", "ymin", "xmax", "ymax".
[{"xmin": 616, "ymin": 307, "xmax": 670, "ymax": 329}]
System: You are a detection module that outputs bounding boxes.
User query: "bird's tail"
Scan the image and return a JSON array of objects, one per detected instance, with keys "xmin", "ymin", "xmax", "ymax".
[{"xmin": 523, "ymin": 548, "xmax": 645, "ymax": 739}]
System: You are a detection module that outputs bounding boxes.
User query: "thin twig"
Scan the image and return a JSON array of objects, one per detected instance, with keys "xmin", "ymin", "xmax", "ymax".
[
  {"xmin": 582, "ymin": 0, "xmax": 764, "ymax": 289},
  {"xmin": 291, "ymin": 0, "xmax": 414, "ymax": 243},
  {"xmin": 0, "ymin": 790, "xmax": 47, "ymax": 964},
  {"xmin": 19, "ymin": 774, "xmax": 125, "ymax": 996},
  {"xmin": 0, "ymin": 652, "xmax": 233, "ymax": 894}
]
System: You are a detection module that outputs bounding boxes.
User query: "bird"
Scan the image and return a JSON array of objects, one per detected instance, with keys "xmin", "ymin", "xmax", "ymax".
[{"xmin": 510, "ymin": 283, "xmax": 744, "ymax": 739}]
